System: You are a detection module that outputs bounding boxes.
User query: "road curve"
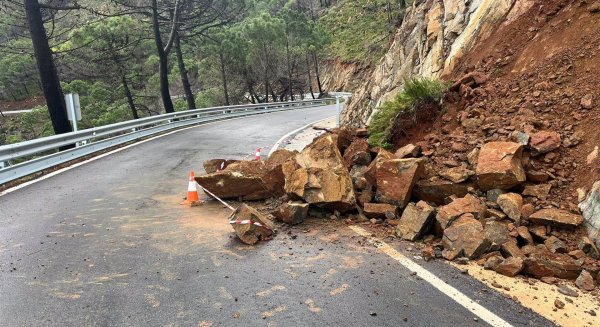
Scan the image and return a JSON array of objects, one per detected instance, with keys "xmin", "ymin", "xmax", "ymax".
[{"xmin": 0, "ymin": 105, "xmax": 553, "ymax": 326}]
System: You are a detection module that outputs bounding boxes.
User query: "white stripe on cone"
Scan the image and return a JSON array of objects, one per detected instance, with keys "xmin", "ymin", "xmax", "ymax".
[{"xmin": 188, "ymin": 180, "xmax": 197, "ymax": 192}]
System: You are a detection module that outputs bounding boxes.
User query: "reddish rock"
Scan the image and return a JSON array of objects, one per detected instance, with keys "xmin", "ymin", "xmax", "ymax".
[
  {"xmin": 413, "ymin": 179, "xmax": 471, "ymax": 205},
  {"xmin": 422, "ymin": 246, "xmax": 436, "ymax": 261},
  {"xmin": 497, "ymin": 193, "xmax": 523, "ymax": 224},
  {"xmin": 528, "ymin": 209, "xmax": 583, "ymax": 227},
  {"xmin": 476, "ymin": 142, "xmax": 526, "ymax": 190},
  {"xmin": 450, "ymin": 72, "xmax": 489, "ymax": 91},
  {"xmin": 523, "ymin": 251, "xmax": 582, "ymax": 279},
  {"xmin": 544, "ymin": 236, "xmax": 568, "ymax": 254},
  {"xmin": 442, "ymin": 214, "xmax": 491, "ymax": 259},
  {"xmin": 575, "ymin": 270, "xmax": 595, "ymax": 291},
  {"xmin": 375, "ymin": 158, "xmax": 426, "ymax": 208},
  {"xmin": 282, "ymin": 134, "xmax": 356, "ymax": 212},
  {"xmin": 364, "ymin": 149, "xmax": 396, "ymax": 185},
  {"xmin": 529, "ymin": 131, "xmax": 561, "ymax": 154},
  {"xmin": 343, "ymin": 138, "xmax": 370, "ymax": 167},
  {"xmin": 203, "ymin": 159, "xmax": 238, "ymax": 173},
  {"xmin": 517, "ymin": 226, "xmax": 534, "ymax": 245},
  {"xmin": 229, "ymin": 204, "xmax": 274, "ymax": 245},
  {"xmin": 494, "ymin": 257, "xmax": 525, "ymax": 277},
  {"xmin": 395, "ymin": 143, "xmax": 421, "ymax": 158},
  {"xmin": 357, "ymin": 189, "xmax": 374, "ymax": 207},
  {"xmin": 500, "ymin": 240, "xmax": 525, "ymax": 259},
  {"xmin": 522, "ymin": 184, "xmax": 552, "ymax": 200},
  {"xmin": 581, "ymin": 94, "xmax": 594, "ymax": 109},
  {"xmin": 522, "ymin": 203, "xmax": 535, "ymax": 219},
  {"xmin": 272, "ymin": 201, "xmax": 309, "ymax": 225},
  {"xmin": 396, "ymin": 201, "xmax": 435, "ymax": 241},
  {"xmin": 440, "ymin": 166, "xmax": 474, "ymax": 183},
  {"xmin": 196, "ymin": 161, "xmax": 274, "ymax": 200},
  {"xmin": 266, "ymin": 149, "xmax": 297, "ymax": 167},
  {"xmin": 363, "ymin": 203, "xmax": 397, "ymax": 219},
  {"xmin": 484, "ymin": 221, "xmax": 511, "ymax": 251},
  {"xmin": 436, "ymin": 194, "xmax": 486, "ymax": 229}
]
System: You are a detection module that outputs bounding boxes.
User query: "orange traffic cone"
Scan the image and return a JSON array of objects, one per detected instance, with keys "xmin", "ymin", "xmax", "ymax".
[
  {"xmin": 254, "ymin": 148, "xmax": 262, "ymax": 161},
  {"xmin": 181, "ymin": 171, "xmax": 200, "ymax": 205}
]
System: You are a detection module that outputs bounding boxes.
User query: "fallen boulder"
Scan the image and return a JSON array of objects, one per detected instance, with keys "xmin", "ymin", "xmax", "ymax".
[
  {"xmin": 484, "ymin": 221, "xmax": 511, "ymax": 251},
  {"xmin": 442, "ymin": 214, "xmax": 491, "ymax": 259},
  {"xmin": 282, "ymin": 134, "xmax": 356, "ymax": 212},
  {"xmin": 494, "ymin": 257, "xmax": 524, "ymax": 277},
  {"xmin": 364, "ymin": 149, "xmax": 396, "ymax": 185},
  {"xmin": 528, "ymin": 209, "xmax": 583, "ymax": 227},
  {"xmin": 413, "ymin": 179, "xmax": 471, "ymax": 205},
  {"xmin": 196, "ymin": 161, "xmax": 273, "ymax": 200},
  {"xmin": 496, "ymin": 193, "xmax": 523, "ymax": 224},
  {"xmin": 396, "ymin": 201, "xmax": 435, "ymax": 241},
  {"xmin": 363, "ymin": 203, "xmax": 397, "ymax": 219},
  {"xmin": 343, "ymin": 138, "xmax": 370, "ymax": 167},
  {"xmin": 476, "ymin": 142, "xmax": 526, "ymax": 190},
  {"xmin": 229, "ymin": 204, "xmax": 274, "ymax": 245},
  {"xmin": 436, "ymin": 194, "xmax": 486, "ymax": 229},
  {"xmin": 529, "ymin": 131, "xmax": 561, "ymax": 154},
  {"xmin": 523, "ymin": 250, "xmax": 582, "ymax": 279},
  {"xmin": 203, "ymin": 159, "xmax": 238, "ymax": 174},
  {"xmin": 272, "ymin": 201, "xmax": 309, "ymax": 225},
  {"xmin": 440, "ymin": 166, "xmax": 474, "ymax": 183},
  {"xmin": 374, "ymin": 158, "xmax": 426, "ymax": 208},
  {"xmin": 395, "ymin": 144, "xmax": 421, "ymax": 158}
]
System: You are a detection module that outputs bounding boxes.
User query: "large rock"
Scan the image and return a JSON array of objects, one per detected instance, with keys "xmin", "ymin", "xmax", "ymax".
[
  {"xmin": 203, "ymin": 159, "xmax": 238, "ymax": 173},
  {"xmin": 364, "ymin": 149, "xmax": 396, "ymax": 185},
  {"xmin": 413, "ymin": 179, "xmax": 471, "ymax": 205},
  {"xmin": 264, "ymin": 149, "xmax": 298, "ymax": 197},
  {"xmin": 579, "ymin": 181, "xmax": 600, "ymax": 248},
  {"xmin": 523, "ymin": 250, "xmax": 582, "ymax": 279},
  {"xmin": 396, "ymin": 201, "xmax": 435, "ymax": 241},
  {"xmin": 484, "ymin": 221, "xmax": 511, "ymax": 251},
  {"xmin": 529, "ymin": 131, "xmax": 561, "ymax": 154},
  {"xmin": 496, "ymin": 193, "xmax": 523, "ymax": 224},
  {"xmin": 442, "ymin": 214, "xmax": 491, "ymax": 259},
  {"xmin": 282, "ymin": 134, "xmax": 356, "ymax": 212},
  {"xmin": 440, "ymin": 166, "xmax": 474, "ymax": 183},
  {"xmin": 272, "ymin": 201, "xmax": 309, "ymax": 225},
  {"xmin": 494, "ymin": 257, "xmax": 525, "ymax": 277},
  {"xmin": 395, "ymin": 143, "xmax": 421, "ymax": 158},
  {"xmin": 228, "ymin": 204, "xmax": 274, "ymax": 245},
  {"xmin": 436, "ymin": 194, "xmax": 486, "ymax": 229},
  {"xmin": 528, "ymin": 209, "xmax": 583, "ymax": 227},
  {"xmin": 374, "ymin": 158, "xmax": 426, "ymax": 208},
  {"xmin": 363, "ymin": 203, "xmax": 397, "ymax": 219},
  {"xmin": 476, "ymin": 142, "xmax": 526, "ymax": 191},
  {"xmin": 196, "ymin": 161, "xmax": 273, "ymax": 200},
  {"xmin": 343, "ymin": 138, "xmax": 370, "ymax": 167}
]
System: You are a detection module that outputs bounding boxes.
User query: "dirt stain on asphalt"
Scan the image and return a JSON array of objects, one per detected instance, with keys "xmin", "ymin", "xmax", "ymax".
[
  {"xmin": 52, "ymin": 291, "xmax": 81, "ymax": 299},
  {"xmin": 144, "ymin": 293, "xmax": 160, "ymax": 308},
  {"xmin": 261, "ymin": 305, "xmax": 287, "ymax": 319},
  {"xmin": 321, "ymin": 268, "xmax": 338, "ymax": 279},
  {"xmin": 330, "ymin": 283, "xmax": 349, "ymax": 296},
  {"xmin": 304, "ymin": 298, "xmax": 322, "ymax": 313},
  {"xmin": 340, "ymin": 255, "xmax": 363, "ymax": 269},
  {"xmin": 256, "ymin": 285, "xmax": 286, "ymax": 297}
]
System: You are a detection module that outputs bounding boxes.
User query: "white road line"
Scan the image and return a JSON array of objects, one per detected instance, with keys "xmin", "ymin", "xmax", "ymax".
[
  {"xmin": 268, "ymin": 116, "xmax": 335, "ymax": 157},
  {"xmin": 349, "ymin": 225, "xmax": 514, "ymax": 327}
]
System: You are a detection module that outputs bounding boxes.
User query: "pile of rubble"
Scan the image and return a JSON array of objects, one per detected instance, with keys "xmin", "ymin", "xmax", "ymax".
[{"xmin": 197, "ymin": 124, "xmax": 600, "ymax": 292}]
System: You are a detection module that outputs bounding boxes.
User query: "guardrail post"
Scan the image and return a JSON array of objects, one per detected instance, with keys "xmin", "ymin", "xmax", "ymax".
[{"xmin": 0, "ymin": 161, "xmax": 6, "ymax": 169}]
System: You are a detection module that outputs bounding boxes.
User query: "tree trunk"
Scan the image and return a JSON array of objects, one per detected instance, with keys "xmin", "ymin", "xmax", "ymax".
[
  {"xmin": 264, "ymin": 69, "xmax": 269, "ymax": 103},
  {"xmin": 122, "ymin": 75, "xmax": 138, "ymax": 119},
  {"xmin": 24, "ymin": 0, "xmax": 72, "ymax": 135},
  {"xmin": 219, "ymin": 51, "xmax": 230, "ymax": 105},
  {"xmin": 285, "ymin": 39, "xmax": 294, "ymax": 101},
  {"xmin": 306, "ymin": 50, "xmax": 315, "ymax": 99},
  {"xmin": 312, "ymin": 51, "xmax": 323, "ymax": 96},
  {"xmin": 174, "ymin": 32, "xmax": 196, "ymax": 110},
  {"xmin": 151, "ymin": 0, "xmax": 175, "ymax": 113}
]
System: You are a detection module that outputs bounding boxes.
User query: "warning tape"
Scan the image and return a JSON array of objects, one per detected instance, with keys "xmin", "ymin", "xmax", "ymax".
[
  {"xmin": 229, "ymin": 219, "xmax": 273, "ymax": 232},
  {"xmin": 195, "ymin": 182, "xmax": 236, "ymax": 211}
]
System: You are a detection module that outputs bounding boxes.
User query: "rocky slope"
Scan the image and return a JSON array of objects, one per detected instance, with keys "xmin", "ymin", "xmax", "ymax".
[{"xmin": 334, "ymin": 0, "xmax": 535, "ymax": 126}]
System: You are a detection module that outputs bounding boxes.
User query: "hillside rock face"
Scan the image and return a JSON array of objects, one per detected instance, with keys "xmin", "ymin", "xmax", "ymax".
[{"xmin": 337, "ymin": 0, "xmax": 529, "ymax": 126}]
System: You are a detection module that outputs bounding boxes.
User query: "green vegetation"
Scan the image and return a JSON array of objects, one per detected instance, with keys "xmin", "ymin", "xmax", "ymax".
[
  {"xmin": 368, "ymin": 77, "xmax": 448, "ymax": 148},
  {"xmin": 318, "ymin": 0, "xmax": 408, "ymax": 63}
]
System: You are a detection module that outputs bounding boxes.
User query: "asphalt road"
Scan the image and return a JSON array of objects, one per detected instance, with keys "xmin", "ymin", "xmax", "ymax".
[{"xmin": 0, "ymin": 105, "xmax": 554, "ymax": 326}]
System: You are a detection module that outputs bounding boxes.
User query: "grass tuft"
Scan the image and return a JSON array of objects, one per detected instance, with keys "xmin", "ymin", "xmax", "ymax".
[{"xmin": 368, "ymin": 77, "xmax": 448, "ymax": 148}]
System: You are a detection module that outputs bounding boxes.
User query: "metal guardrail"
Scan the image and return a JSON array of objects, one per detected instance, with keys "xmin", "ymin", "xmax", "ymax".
[{"xmin": 0, "ymin": 99, "xmax": 330, "ymax": 185}]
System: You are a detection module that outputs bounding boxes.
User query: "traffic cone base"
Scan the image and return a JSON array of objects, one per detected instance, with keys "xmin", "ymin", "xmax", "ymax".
[{"xmin": 181, "ymin": 171, "xmax": 201, "ymax": 206}]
